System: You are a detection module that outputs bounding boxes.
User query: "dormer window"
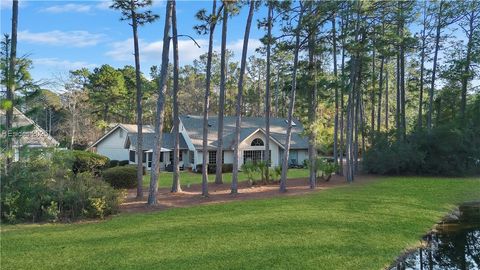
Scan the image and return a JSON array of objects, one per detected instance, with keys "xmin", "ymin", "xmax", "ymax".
[{"xmin": 251, "ymin": 138, "xmax": 264, "ymax": 146}]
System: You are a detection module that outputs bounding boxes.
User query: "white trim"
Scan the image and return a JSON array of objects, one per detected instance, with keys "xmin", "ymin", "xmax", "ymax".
[
  {"xmin": 239, "ymin": 128, "xmax": 285, "ymax": 150},
  {"xmin": 88, "ymin": 124, "xmax": 128, "ymax": 149}
]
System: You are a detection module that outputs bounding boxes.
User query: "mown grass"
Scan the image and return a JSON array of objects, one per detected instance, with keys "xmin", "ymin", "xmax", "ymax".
[
  {"xmin": 1, "ymin": 177, "xmax": 479, "ymax": 270},
  {"xmin": 143, "ymin": 168, "xmax": 310, "ymax": 188}
]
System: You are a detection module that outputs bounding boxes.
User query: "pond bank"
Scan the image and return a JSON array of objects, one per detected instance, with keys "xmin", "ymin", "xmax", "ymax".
[{"xmin": 388, "ymin": 201, "xmax": 480, "ymax": 270}]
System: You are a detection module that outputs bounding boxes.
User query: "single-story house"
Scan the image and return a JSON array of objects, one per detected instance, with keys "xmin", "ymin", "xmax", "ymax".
[
  {"xmin": 89, "ymin": 115, "xmax": 309, "ymax": 171},
  {"xmin": 178, "ymin": 115, "xmax": 309, "ymax": 171},
  {"xmin": 0, "ymin": 107, "xmax": 59, "ymax": 161}
]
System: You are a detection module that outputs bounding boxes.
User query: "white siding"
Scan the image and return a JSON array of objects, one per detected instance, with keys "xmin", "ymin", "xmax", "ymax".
[
  {"xmin": 238, "ymin": 130, "xmax": 281, "ymax": 168},
  {"xmin": 96, "ymin": 128, "xmax": 129, "ymax": 161}
]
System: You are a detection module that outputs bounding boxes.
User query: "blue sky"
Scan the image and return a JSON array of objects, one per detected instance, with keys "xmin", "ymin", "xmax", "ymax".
[{"xmin": 1, "ymin": 0, "xmax": 268, "ymax": 88}]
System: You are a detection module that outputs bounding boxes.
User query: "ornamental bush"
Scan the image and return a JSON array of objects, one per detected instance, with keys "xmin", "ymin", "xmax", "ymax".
[
  {"xmin": 118, "ymin": 160, "xmax": 129, "ymax": 166},
  {"xmin": 72, "ymin": 150, "xmax": 109, "ymax": 176},
  {"xmin": 108, "ymin": 160, "xmax": 119, "ymax": 168},
  {"xmin": 102, "ymin": 165, "xmax": 137, "ymax": 189},
  {"xmin": 0, "ymin": 150, "xmax": 121, "ymax": 223}
]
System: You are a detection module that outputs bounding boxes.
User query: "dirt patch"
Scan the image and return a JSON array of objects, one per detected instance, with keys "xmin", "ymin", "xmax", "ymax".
[{"xmin": 120, "ymin": 174, "xmax": 379, "ymax": 214}]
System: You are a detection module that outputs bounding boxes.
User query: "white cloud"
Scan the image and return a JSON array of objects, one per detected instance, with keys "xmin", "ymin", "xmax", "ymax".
[
  {"xmin": 40, "ymin": 3, "xmax": 91, "ymax": 13},
  {"xmin": 226, "ymin": 38, "xmax": 263, "ymax": 58},
  {"xmin": 106, "ymin": 38, "xmax": 262, "ymax": 65},
  {"xmin": 96, "ymin": 0, "xmax": 164, "ymax": 10},
  {"xmin": 18, "ymin": 30, "xmax": 104, "ymax": 47},
  {"xmin": 33, "ymin": 58, "xmax": 97, "ymax": 70},
  {"xmin": 1, "ymin": 0, "xmax": 27, "ymax": 9},
  {"xmin": 106, "ymin": 38, "xmax": 209, "ymax": 65}
]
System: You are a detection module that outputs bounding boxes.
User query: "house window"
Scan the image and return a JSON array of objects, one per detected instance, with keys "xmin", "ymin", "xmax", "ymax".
[
  {"xmin": 243, "ymin": 150, "xmax": 262, "ymax": 164},
  {"xmin": 129, "ymin": 150, "xmax": 135, "ymax": 162},
  {"xmin": 208, "ymin": 151, "xmax": 216, "ymax": 164},
  {"xmin": 143, "ymin": 151, "xmax": 147, "ymax": 163},
  {"xmin": 190, "ymin": 151, "xmax": 194, "ymax": 164},
  {"xmin": 170, "ymin": 150, "xmax": 183, "ymax": 162},
  {"xmin": 208, "ymin": 151, "xmax": 224, "ymax": 164},
  {"xmin": 160, "ymin": 152, "xmax": 164, "ymax": 162},
  {"xmin": 169, "ymin": 151, "xmax": 183, "ymax": 162},
  {"xmin": 147, "ymin": 152, "xmax": 153, "ymax": 168},
  {"xmin": 251, "ymin": 138, "xmax": 264, "ymax": 146}
]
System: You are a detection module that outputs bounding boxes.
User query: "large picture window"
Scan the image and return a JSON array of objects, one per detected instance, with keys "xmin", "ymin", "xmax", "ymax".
[
  {"xmin": 243, "ymin": 150, "xmax": 262, "ymax": 164},
  {"xmin": 243, "ymin": 150, "xmax": 271, "ymax": 164}
]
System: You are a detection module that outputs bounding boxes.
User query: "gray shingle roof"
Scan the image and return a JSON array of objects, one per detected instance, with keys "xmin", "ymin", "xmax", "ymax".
[
  {"xmin": 127, "ymin": 133, "xmax": 188, "ymax": 151},
  {"xmin": 0, "ymin": 108, "xmax": 59, "ymax": 147},
  {"xmin": 179, "ymin": 115, "xmax": 308, "ymax": 150}
]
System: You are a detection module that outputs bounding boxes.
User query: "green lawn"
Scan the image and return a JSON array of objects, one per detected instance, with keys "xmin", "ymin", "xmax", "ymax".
[
  {"xmin": 143, "ymin": 168, "xmax": 310, "ymax": 188},
  {"xmin": 1, "ymin": 177, "xmax": 479, "ymax": 270}
]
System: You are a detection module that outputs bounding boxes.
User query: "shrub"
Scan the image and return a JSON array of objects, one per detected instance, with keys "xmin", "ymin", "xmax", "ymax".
[
  {"xmin": 1, "ymin": 150, "xmax": 120, "ymax": 223},
  {"xmin": 126, "ymin": 164, "xmax": 146, "ymax": 175},
  {"xmin": 118, "ymin": 160, "xmax": 129, "ymax": 166},
  {"xmin": 241, "ymin": 161, "xmax": 258, "ymax": 184},
  {"xmin": 269, "ymin": 166, "xmax": 282, "ymax": 182},
  {"xmin": 310, "ymin": 158, "xmax": 338, "ymax": 182},
  {"xmin": 195, "ymin": 164, "xmax": 216, "ymax": 174},
  {"xmin": 364, "ymin": 125, "xmax": 480, "ymax": 176},
  {"xmin": 222, "ymin": 164, "xmax": 233, "ymax": 173},
  {"xmin": 108, "ymin": 160, "xmax": 119, "ymax": 168},
  {"xmin": 72, "ymin": 150, "xmax": 109, "ymax": 176},
  {"xmin": 103, "ymin": 166, "xmax": 137, "ymax": 189}
]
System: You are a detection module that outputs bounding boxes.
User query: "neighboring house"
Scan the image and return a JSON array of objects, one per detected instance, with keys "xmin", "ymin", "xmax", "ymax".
[
  {"xmin": 88, "ymin": 124, "xmax": 155, "ymax": 161},
  {"xmin": 89, "ymin": 115, "xmax": 309, "ymax": 171},
  {"xmin": 0, "ymin": 107, "xmax": 59, "ymax": 161}
]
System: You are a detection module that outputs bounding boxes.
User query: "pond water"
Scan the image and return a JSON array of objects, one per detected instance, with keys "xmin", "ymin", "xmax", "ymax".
[{"xmin": 389, "ymin": 202, "xmax": 480, "ymax": 270}]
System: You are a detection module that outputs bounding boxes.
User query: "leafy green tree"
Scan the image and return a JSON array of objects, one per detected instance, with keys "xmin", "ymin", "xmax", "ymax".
[{"xmin": 87, "ymin": 65, "xmax": 127, "ymax": 129}]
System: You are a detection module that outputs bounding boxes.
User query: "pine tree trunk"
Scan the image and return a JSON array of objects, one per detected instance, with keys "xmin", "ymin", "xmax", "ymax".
[
  {"xmin": 231, "ymin": 0, "xmax": 254, "ymax": 194},
  {"xmin": 338, "ymin": 4, "xmax": 349, "ymax": 176},
  {"xmin": 332, "ymin": 14, "xmax": 339, "ymax": 178},
  {"xmin": 308, "ymin": 7, "xmax": 318, "ymax": 189},
  {"xmin": 399, "ymin": 3, "xmax": 406, "ymax": 139},
  {"xmin": 264, "ymin": 3, "xmax": 273, "ymax": 184},
  {"xmin": 460, "ymin": 9, "xmax": 475, "ymax": 120},
  {"xmin": 385, "ymin": 59, "xmax": 389, "ymax": 130},
  {"xmin": 201, "ymin": 0, "xmax": 218, "ymax": 197},
  {"xmin": 130, "ymin": 4, "xmax": 145, "ymax": 199},
  {"xmin": 280, "ymin": 2, "xmax": 304, "ymax": 193},
  {"xmin": 171, "ymin": 0, "xmax": 181, "ymax": 193},
  {"xmin": 215, "ymin": 2, "xmax": 228, "ymax": 185},
  {"xmin": 418, "ymin": 2, "xmax": 427, "ymax": 129},
  {"xmin": 377, "ymin": 56, "xmax": 384, "ymax": 133},
  {"xmin": 148, "ymin": 0, "xmax": 172, "ymax": 206},
  {"xmin": 370, "ymin": 29, "xmax": 376, "ymax": 143},
  {"xmin": 428, "ymin": 2, "xmax": 443, "ymax": 130},
  {"xmin": 5, "ymin": 0, "xmax": 18, "ymax": 173},
  {"xmin": 274, "ymin": 72, "xmax": 279, "ymax": 117}
]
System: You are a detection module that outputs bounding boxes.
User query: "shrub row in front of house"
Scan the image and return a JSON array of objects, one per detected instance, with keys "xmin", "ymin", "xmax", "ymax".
[{"xmin": 195, "ymin": 164, "xmax": 233, "ymax": 174}]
